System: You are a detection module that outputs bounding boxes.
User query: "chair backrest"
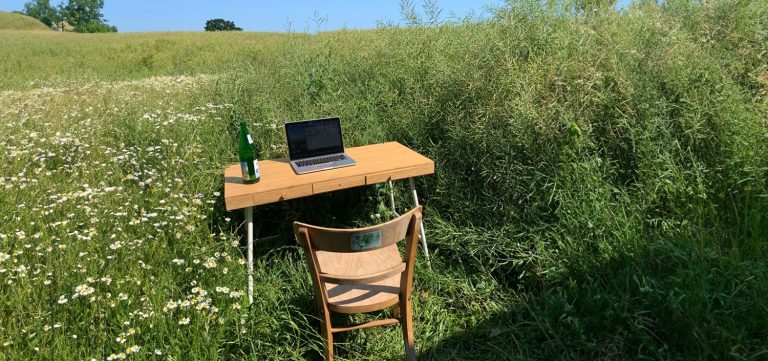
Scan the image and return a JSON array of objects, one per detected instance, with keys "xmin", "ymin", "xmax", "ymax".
[
  {"xmin": 295, "ymin": 206, "xmax": 421, "ymax": 253},
  {"xmin": 293, "ymin": 206, "xmax": 422, "ymax": 306}
]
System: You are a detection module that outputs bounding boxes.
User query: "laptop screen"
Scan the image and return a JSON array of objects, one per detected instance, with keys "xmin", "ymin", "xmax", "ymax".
[{"xmin": 285, "ymin": 117, "xmax": 345, "ymax": 160}]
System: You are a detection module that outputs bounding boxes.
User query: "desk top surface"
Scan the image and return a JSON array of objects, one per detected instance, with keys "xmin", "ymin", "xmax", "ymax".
[{"xmin": 224, "ymin": 142, "xmax": 434, "ymax": 211}]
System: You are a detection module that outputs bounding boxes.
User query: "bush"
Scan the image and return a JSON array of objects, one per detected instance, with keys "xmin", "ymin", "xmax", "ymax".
[
  {"xmin": 218, "ymin": 0, "xmax": 768, "ymax": 295},
  {"xmin": 210, "ymin": 4, "xmax": 768, "ymax": 355},
  {"xmin": 74, "ymin": 21, "xmax": 117, "ymax": 33}
]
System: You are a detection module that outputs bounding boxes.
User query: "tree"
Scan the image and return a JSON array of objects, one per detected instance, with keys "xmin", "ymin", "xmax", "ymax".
[
  {"xmin": 59, "ymin": 0, "xmax": 105, "ymax": 27},
  {"xmin": 58, "ymin": 0, "xmax": 116, "ymax": 33},
  {"xmin": 204, "ymin": 18, "xmax": 242, "ymax": 32},
  {"xmin": 22, "ymin": 0, "xmax": 60, "ymax": 26}
]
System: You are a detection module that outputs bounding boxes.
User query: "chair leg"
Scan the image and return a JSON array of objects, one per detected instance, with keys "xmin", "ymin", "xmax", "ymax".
[
  {"xmin": 400, "ymin": 300, "xmax": 416, "ymax": 361},
  {"xmin": 321, "ymin": 319, "xmax": 334, "ymax": 361}
]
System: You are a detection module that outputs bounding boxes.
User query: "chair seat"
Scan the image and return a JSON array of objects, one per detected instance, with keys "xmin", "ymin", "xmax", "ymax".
[{"xmin": 324, "ymin": 273, "xmax": 401, "ymax": 313}]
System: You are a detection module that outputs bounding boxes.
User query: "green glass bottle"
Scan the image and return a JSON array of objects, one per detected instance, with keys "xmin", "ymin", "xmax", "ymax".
[{"xmin": 238, "ymin": 121, "xmax": 260, "ymax": 183}]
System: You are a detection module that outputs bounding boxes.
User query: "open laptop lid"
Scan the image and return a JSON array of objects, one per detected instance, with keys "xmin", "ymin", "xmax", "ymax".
[{"xmin": 285, "ymin": 117, "xmax": 345, "ymax": 161}]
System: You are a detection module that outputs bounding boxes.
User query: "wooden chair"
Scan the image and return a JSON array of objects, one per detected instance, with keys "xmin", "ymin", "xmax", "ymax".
[{"xmin": 293, "ymin": 206, "xmax": 422, "ymax": 361}]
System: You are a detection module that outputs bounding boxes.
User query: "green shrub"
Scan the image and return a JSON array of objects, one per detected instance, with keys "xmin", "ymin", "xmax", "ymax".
[
  {"xmin": 212, "ymin": 2, "xmax": 768, "ymax": 356},
  {"xmin": 74, "ymin": 21, "xmax": 117, "ymax": 33}
]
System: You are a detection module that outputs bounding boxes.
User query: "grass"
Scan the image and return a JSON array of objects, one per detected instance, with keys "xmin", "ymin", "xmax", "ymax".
[
  {"xmin": 0, "ymin": 11, "xmax": 49, "ymax": 31},
  {"xmin": 1, "ymin": 0, "xmax": 768, "ymax": 360},
  {"xmin": 0, "ymin": 30, "xmax": 295, "ymax": 90}
]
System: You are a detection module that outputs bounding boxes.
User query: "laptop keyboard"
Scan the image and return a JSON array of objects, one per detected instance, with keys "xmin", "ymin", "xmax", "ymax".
[{"xmin": 296, "ymin": 154, "xmax": 345, "ymax": 167}]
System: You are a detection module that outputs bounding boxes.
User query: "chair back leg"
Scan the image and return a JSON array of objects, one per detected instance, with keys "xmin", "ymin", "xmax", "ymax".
[{"xmin": 400, "ymin": 298, "xmax": 416, "ymax": 361}]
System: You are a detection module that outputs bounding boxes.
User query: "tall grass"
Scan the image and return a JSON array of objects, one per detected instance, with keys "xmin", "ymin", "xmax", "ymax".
[
  {"xmin": 0, "ymin": 31, "xmax": 296, "ymax": 90},
  {"xmin": 1, "ymin": 0, "xmax": 767, "ymax": 359}
]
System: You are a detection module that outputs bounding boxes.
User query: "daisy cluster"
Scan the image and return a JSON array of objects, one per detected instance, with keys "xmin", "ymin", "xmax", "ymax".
[{"xmin": 0, "ymin": 76, "xmax": 251, "ymax": 360}]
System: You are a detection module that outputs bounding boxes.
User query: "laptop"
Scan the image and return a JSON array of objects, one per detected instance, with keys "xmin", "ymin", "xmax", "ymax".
[{"xmin": 285, "ymin": 117, "xmax": 356, "ymax": 174}]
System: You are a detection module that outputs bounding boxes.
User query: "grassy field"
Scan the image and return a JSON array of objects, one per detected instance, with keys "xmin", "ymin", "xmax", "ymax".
[
  {"xmin": 0, "ymin": 11, "xmax": 49, "ymax": 31},
  {"xmin": 0, "ymin": 30, "xmax": 295, "ymax": 90},
  {"xmin": 1, "ymin": 1, "xmax": 768, "ymax": 360}
]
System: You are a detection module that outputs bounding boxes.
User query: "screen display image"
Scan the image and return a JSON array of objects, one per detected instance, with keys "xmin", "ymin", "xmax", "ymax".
[{"xmin": 285, "ymin": 117, "xmax": 345, "ymax": 160}]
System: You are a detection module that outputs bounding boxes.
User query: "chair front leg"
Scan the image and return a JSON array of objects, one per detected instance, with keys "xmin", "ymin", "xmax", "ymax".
[
  {"xmin": 321, "ymin": 316, "xmax": 334, "ymax": 361},
  {"xmin": 400, "ymin": 298, "xmax": 416, "ymax": 361}
]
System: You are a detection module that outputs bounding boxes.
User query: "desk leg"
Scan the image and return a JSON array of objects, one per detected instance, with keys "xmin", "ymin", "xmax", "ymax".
[
  {"xmin": 245, "ymin": 207, "xmax": 254, "ymax": 306},
  {"xmin": 408, "ymin": 178, "xmax": 431, "ymax": 267},
  {"xmin": 387, "ymin": 180, "xmax": 400, "ymax": 216}
]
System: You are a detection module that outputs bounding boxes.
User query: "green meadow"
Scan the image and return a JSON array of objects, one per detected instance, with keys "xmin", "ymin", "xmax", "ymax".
[
  {"xmin": 0, "ymin": 11, "xmax": 49, "ymax": 31},
  {"xmin": 1, "ymin": 1, "xmax": 767, "ymax": 360}
]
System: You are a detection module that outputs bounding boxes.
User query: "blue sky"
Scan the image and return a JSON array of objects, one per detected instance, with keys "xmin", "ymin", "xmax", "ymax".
[{"xmin": 1, "ymin": 0, "xmax": 509, "ymax": 32}]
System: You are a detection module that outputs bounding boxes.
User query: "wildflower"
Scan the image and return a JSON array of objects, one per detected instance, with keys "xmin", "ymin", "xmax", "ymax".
[
  {"xmin": 106, "ymin": 353, "xmax": 126, "ymax": 360},
  {"xmin": 178, "ymin": 317, "xmax": 190, "ymax": 326},
  {"xmin": 0, "ymin": 253, "xmax": 9, "ymax": 263},
  {"xmin": 74, "ymin": 284, "xmax": 95, "ymax": 297},
  {"xmin": 171, "ymin": 258, "xmax": 185, "ymax": 265},
  {"xmin": 125, "ymin": 345, "xmax": 140, "ymax": 354},
  {"xmin": 163, "ymin": 300, "xmax": 178, "ymax": 312}
]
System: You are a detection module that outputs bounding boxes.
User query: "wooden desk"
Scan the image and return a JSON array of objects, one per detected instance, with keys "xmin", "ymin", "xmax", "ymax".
[{"xmin": 224, "ymin": 142, "xmax": 435, "ymax": 304}]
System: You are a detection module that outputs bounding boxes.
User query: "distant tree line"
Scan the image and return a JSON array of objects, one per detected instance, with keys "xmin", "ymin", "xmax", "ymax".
[{"xmin": 22, "ymin": 0, "xmax": 117, "ymax": 33}]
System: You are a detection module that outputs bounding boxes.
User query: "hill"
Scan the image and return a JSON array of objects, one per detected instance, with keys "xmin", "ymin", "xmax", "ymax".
[{"xmin": 0, "ymin": 11, "xmax": 50, "ymax": 31}]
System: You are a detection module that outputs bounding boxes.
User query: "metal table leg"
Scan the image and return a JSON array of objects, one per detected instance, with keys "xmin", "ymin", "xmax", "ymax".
[
  {"xmin": 388, "ymin": 180, "xmax": 400, "ymax": 216},
  {"xmin": 408, "ymin": 178, "xmax": 431, "ymax": 267},
  {"xmin": 245, "ymin": 207, "xmax": 254, "ymax": 305}
]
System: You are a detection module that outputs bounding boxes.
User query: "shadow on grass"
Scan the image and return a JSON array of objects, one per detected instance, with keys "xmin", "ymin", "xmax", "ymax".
[{"xmin": 413, "ymin": 237, "xmax": 768, "ymax": 361}]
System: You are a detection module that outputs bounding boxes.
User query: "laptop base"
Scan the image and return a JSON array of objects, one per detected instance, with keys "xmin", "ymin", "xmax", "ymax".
[{"xmin": 290, "ymin": 153, "xmax": 356, "ymax": 175}]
